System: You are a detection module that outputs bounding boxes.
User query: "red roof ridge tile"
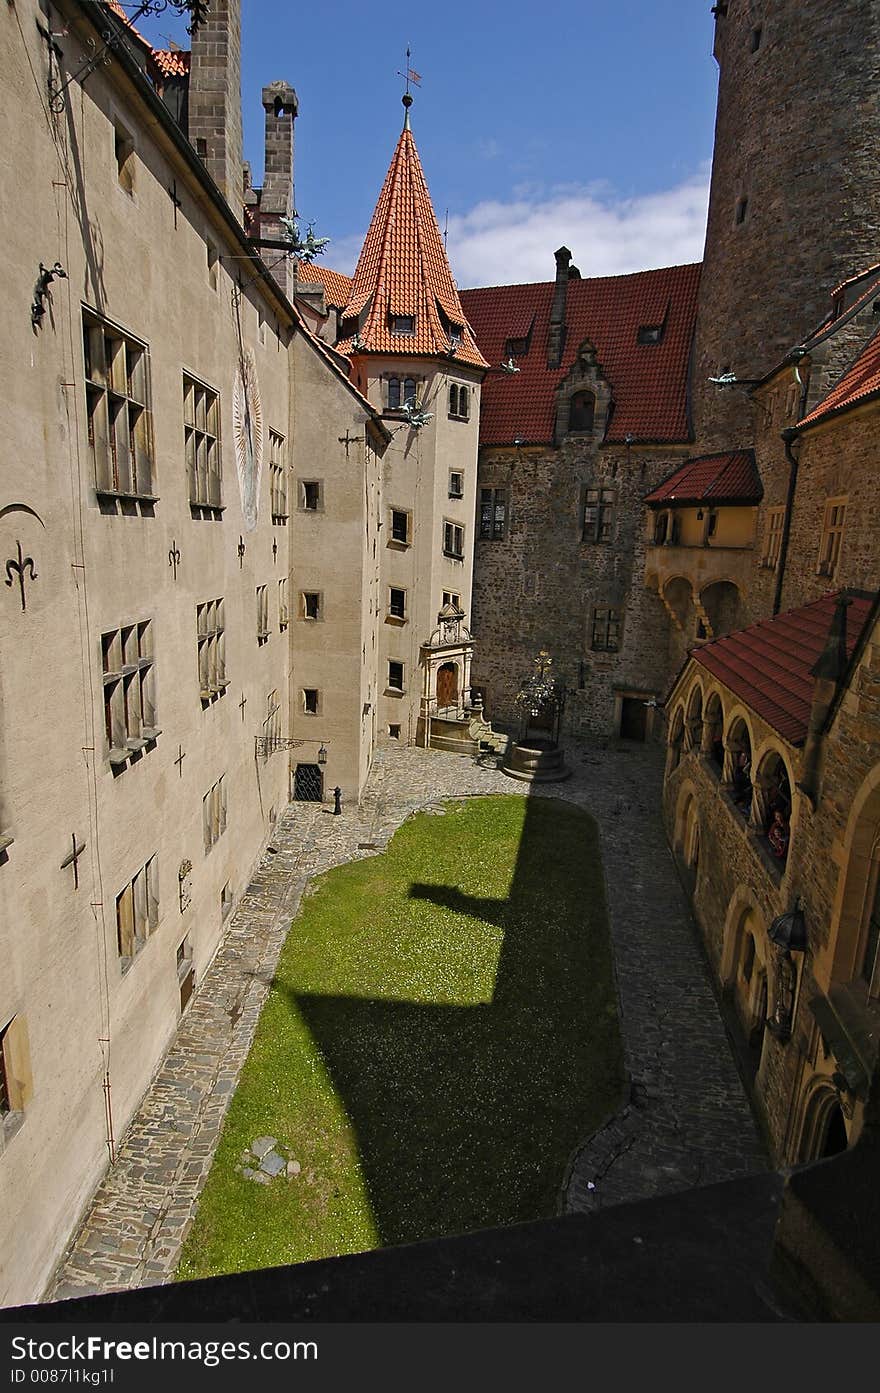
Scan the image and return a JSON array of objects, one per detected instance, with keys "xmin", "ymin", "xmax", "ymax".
[
  {"xmin": 644, "ymin": 449, "xmax": 761, "ymax": 505},
  {"xmin": 798, "ymin": 321, "xmax": 880, "ymax": 430}
]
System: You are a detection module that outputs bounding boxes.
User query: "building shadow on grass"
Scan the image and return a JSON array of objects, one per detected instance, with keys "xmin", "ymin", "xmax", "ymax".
[{"xmin": 284, "ymin": 796, "xmax": 624, "ymax": 1247}]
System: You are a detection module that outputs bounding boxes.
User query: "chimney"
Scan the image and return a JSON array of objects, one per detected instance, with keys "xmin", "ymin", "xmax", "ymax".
[
  {"xmin": 259, "ymin": 81, "xmax": 298, "ymax": 297},
  {"xmin": 547, "ymin": 246, "xmax": 572, "ymax": 368},
  {"xmin": 188, "ymin": 0, "xmax": 244, "ymax": 218},
  {"xmin": 797, "ymin": 593, "xmax": 851, "ymax": 806}
]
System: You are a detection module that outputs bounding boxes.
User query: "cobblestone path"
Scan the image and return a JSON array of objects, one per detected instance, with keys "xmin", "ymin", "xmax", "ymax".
[{"xmin": 47, "ymin": 740, "xmax": 765, "ymax": 1301}]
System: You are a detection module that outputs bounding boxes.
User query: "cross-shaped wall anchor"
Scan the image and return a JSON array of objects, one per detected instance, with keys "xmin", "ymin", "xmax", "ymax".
[
  {"xmin": 174, "ymin": 745, "xmax": 186, "ymax": 777},
  {"xmin": 239, "ymin": 693, "xmax": 247, "ymax": 721},
  {"xmin": 168, "ymin": 540, "xmax": 181, "ymax": 580},
  {"xmin": 61, "ymin": 833, "xmax": 87, "ymax": 889},
  {"xmin": 238, "ymin": 536, "xmax": 246, "ymax": 567},
  {"xmin": 338, "ymin": 430, "xmax": 363, "ymax": 458},
  {"xmin": 272, "ymin": 537, "xmax": 278, "ymax": 564},
  {"xmin": 168, "ymin": 180, "xmax": 182, "ymax": 230}
]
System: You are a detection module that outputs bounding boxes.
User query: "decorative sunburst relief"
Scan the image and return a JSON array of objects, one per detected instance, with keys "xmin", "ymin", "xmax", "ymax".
[{"xmin": 233, "ymin": 347, "xmax": 263, "ymax": 532}]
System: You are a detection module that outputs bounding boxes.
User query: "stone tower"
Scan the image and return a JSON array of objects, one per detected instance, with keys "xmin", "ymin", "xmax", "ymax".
[
  {"xmin": 187, "ymin": 0, "xmax": 244, "ymax": 216},
  {"xmin": 692, "ymin": 0, "xmax": 880, "ymax": 449}
]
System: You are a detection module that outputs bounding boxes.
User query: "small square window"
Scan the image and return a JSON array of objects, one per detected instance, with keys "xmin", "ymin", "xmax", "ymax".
[
  {"xmin": 388, "ymin": 723, "xmax": 401, "ymax": 740},
  {"xmin": 302, "ymin": 591, "xmax": 321, "ymax": 620},
  {"xmin": 301, "ymin": 480, "xmax": 322, "ymax": 511},
  {"xmin": 391, "ymin": 315, "xmax": 416, "ymax": 335},
  {"xmin": 637, "ymin": 325, "xmax": 663, "ymax": 345},
  {"xmin": 303, "ymin": 688, "xmax": 319, "ymax": 714},
  {"xmin": 442, "ymin": 591, "xmax": 461, "ymax": 609},
  {"xmin": 388, "ymin": 661, "xmax": 404, "ymax": 692}
]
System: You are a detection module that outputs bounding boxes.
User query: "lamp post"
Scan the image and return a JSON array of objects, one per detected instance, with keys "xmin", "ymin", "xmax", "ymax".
[{"xmin": 767, "ymin": 899, "xmax": 807, "ymax": 1040}]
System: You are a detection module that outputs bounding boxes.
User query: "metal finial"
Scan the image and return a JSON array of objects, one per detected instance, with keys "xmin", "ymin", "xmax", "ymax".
[{"xmin": 397, "ymin": 45, "xmax": 421, "ymax": 128}]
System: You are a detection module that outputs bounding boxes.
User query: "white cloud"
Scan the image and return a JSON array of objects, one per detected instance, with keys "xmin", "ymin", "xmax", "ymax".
[{"xmin": 445, "ymin": 168, "xmax": 711, "ymax": 288}]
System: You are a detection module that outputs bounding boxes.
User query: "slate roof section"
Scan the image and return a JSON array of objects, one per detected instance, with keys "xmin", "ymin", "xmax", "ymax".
[
  {"xmin": 337, "ymin": 123, "xmax": 487, "ymax": 369},
  {"xmin": 297, "ymin": 263, "xmax": 353, "ymax": 311},
  {"xmin": 459, "ymin": 263, "xmax": 700, "ymax": 446},
  {"xmin": 798, "ymin": 324, "xmax": 880, "ymax": 430},
  {"xmin": 644, "ymin": 450, "xmax": 762, "ymax": 506},
  {"xmin": 690, "ymin": 590, "xmax": 874, "ymax": 745}
]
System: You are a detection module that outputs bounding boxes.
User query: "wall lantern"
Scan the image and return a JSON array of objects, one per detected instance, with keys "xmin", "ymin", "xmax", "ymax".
[
  {"xmin": 768, "ymin": 899, "xmax": 808, "ymax": 953},
  {"xmin": 317, "ymin": 744, "xmax": 328, "ymax": 765}
]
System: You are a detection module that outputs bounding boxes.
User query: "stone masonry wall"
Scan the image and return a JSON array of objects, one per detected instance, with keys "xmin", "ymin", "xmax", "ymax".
[
  {"xmin": 471, "ymin": 442, "xmax": 686, "ymax": 738},
  {"xmin": 692, "ymin": 0, "xmax": 880, "ymax": 452}
]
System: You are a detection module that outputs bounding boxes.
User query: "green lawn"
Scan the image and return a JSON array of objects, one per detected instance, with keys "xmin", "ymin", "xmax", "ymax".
[{"xmin": 177, "ymin": 794, "xmax": 623, "ymax": 1281}]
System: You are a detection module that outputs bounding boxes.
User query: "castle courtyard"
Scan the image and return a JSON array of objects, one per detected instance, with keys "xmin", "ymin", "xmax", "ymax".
[{"xmin": 48, "ymin": 740, "xmax": 765, "ymax": 1302}]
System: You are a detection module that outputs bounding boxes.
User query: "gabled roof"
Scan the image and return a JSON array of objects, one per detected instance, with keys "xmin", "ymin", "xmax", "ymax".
[
  {"xmin": 459, "ymin": 263, "xmax": 700, "ymax": 446},
  {"xmin": 297, "ymin": 263, "xmax": 354, "ymax": 311},
  {"xmin": 644, "ymin": 450, "xmax": 761, "ymax": 506},
  {"xmin": 797, "ymin": 323, "xmax": 880, "ymax": 430},
  {"xmin": 689, "ymin": 591, "xmax": 874, "ymax": 745},
  {"xmin": 336, "ymin": 121, "xmax": 487, "ymax": 369}
]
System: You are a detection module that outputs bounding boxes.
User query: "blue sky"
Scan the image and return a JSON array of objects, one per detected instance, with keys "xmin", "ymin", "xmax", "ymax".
[{"xmin": 134, "ymin": 0, "xmax": 720, "ymax": 286}]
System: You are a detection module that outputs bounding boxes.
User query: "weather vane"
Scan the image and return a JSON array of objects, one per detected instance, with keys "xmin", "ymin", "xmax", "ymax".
[{"xmin": 397, "ymin": 46, "xmax": 422, "ymax": 123}]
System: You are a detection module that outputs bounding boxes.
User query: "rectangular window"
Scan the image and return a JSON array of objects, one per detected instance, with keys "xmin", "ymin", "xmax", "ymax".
[
  {"xmin": 391, "ymin": 315, "xmax": 416, "ymax": 335},
  {"xmin": 177, "ymin": 935, "xmax": 195, "ymax": 1013},
  {"xmin": 114, "ymin": 122, "xmax": 135, "ymax": 194},
  {"xmin": 300, "ymin": 480, "xmax": 322, "ymax": 511},
  {"xmin": 583, "ymin": 487, "xmax": 616, "ymax": 542},
  {"xmin": 183, "ymin": 372, "xmax": 222, "ymax": 510},
  {"xmin": 302, "ymin": 591, "xmax": 321, "ymax": 620},
  {"xmin": 449, "ymin": 471, "xmax": 464, "ymax": 499},
  {"xmin": 443, "ymin": 521, "xmax": 465, "ymax": 558},
  {"xmin": 390, "ymin": 508, "xmax": 411, "ymax": 545},
  {"xmin": 762, "ymin": 506, "xmax": 785, "ymax": 569},
  {"xmin": 256, "ymin": 585, "xmax": 269, "ymax": 643},
  {"xmin": 203, "ymin": 776, "xmax": 227, "ymax": 853},
  {"xmin": 479, "ymin": 488, "xmax": 507, "ymax": 541},
  {"xmin": 818, "ymin": 497, "xmax": 846, "ymax": 577},
  {"xmin": 278, "ymin": 577, "xmax": 289, "ymax": 628},
  {"xmin": 442, "ymin": 591, "xmax": 461, "ymax": 609},
  {"xmin": 83, "ymin": 310, "xmax": 153, "ymax": 498},
  {"xmin": 591, "ymin": 606, "xmax": 622, "ymax": 652},
  {"xmin": 302, "ymin": 688, "xmax": 319, "ymax": 714},
  {"xmin": 116, "ymin": 854, "xmax": 159, "ymax": 962},
  {"xmin": 389, "ymin": 587, "xmax": 406, "ymax": 619},
  {"xmin": 0, "ymin": 1016, "xmax": 32, "ymax": 1119},
  {"xmin": 269, "ymin": 429, "xmax": 288, "ymax": 521},
  {"xmin": 196, "ymin": 598, "xmax": 226, "ymax": 702},
  {"xmin": 102, "ymin": 620, "xmax": 157, "ymax": 766},
  {"xmin": 388, "ymin": 661, "xmax": 404, "ymax": 692}
]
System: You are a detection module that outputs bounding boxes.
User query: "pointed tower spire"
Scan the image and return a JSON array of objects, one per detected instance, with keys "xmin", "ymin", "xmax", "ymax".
[{"xmin": 337, "ymin": 111, "xmax": 487, "ymax": 369}]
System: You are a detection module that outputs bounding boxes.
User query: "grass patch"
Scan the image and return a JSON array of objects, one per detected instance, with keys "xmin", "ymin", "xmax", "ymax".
[{"xmin": 177, "ymin": 794, "xmax": 623, "ymax": 1281}]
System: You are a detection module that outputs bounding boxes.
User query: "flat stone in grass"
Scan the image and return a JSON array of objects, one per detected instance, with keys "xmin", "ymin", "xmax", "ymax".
[
  {"xmin": 251, "ymin": 1137, "xmax": 277, "ymax": 1159},
  {"xmin": 287, "ymin": 1160, "xmax": 301, "ymax": 1177},
  {"xmin": 242, "ymin": 1168, "xmax": 271, "ymax": 1186},
  {"xmin": 259, "ymin": 1151, "xmax": 286, "ymax": 1178}
]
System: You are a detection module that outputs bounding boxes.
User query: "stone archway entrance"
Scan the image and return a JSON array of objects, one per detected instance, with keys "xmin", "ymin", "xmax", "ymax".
[{"xmin": 437, "ymin": 662, "xmax": 458, "ymax": 712}]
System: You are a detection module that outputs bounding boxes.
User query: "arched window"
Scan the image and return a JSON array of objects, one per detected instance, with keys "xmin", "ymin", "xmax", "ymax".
[
  {"xmin": 685, "ymin": 686, "xmax": 703, "ymax": 752},
  {"xmin": 667, "ymin": 707, "xmax": 685, "ymax": 776},
  {"xmin": 568, "ymin": 391, "xmax": 595, "ymax": 433},
  {"xmin": 860, "ymin": 863, "xmax": 880, "ymax": 991},
  {"xmin": 727, "ymin": 718, "xmax": 753, "ymax": 816},
  {"xmin": 459, "ymin": 386, "xmax": 469, "ymax": 418},
  {"xmin": 388, "ymin": 376, "xmax": 401, "ymax": 410},
  {"xmin": 403, "ymin": 377, "xmax": 417, "ymax": 407},
  {"xmin": 753, "ymin": 749, "xmax": 792, "ymax": 863},
  {"xmin": 449, "ymin": 384, "xmax": 459, "ymax": 416},
  {"xmin": 705, "ymin": 693, "xmax": 724, "ymax": 774}
]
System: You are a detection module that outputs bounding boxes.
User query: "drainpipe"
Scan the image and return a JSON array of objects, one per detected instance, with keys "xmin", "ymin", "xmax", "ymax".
[{"xmin": 773, "ymin": 355, "xmax": 810, "ymax": 616}]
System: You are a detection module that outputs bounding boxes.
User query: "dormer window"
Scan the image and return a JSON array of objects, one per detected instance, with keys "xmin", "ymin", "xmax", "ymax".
[
  {"xmin": 505, "ymin": 336, "xmax": 530, "ymax": 359},
  {"xmin": 391, "ymin": 315, "xmax": 416, "ymax": 336},
  {"xmin": 568, "ymin": 390, "xmax": 595, "ymax": 434},
  {"xmin": 637, "ymin": 325, "xmax": 663, "ymax": 345}
]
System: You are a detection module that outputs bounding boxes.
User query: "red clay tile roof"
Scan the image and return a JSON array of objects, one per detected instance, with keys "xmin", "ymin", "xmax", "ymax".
[
  {"xmin": 151, "ymin": 48, "xmax": 190, "ymax": 79},
  {"xmin": 459, "ymin": 263, "xmax": 700, "ymax": 446},
  {"xmin": 831, "ymin": 263, "xmax": 880, "ymax": 299},
  {"xmin": 297, "ymin": 262, "xmax": 353, "ymax": 311},
  {"xmin": 644, "ymin": 450, "xmax": 761, "ymax": 506},
  {"xmin": 798, "ymin": 324, "xmax": 880, "ymax": 430},
  {"xmin": 337, "ymin": 123, "xmax": 487, "ymax": 369},
  {"xmin": 690, "ymin": 591, "xmax": 874, "ymax": 745}
]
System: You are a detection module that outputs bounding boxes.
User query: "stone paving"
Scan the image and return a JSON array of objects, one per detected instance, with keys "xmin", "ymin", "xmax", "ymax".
[{"xmin": 46, "ymin": 738, "xmax": 766, "ymax": 1301}]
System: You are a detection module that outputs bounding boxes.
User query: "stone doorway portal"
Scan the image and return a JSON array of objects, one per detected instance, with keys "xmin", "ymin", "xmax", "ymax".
[
  {"xmin": 620, "ymin": 697, "xmax": 647, "ymax": 741},
  {"xmin": 436, "ymin": 661, "xmax": 458, "ymax": 712}
]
